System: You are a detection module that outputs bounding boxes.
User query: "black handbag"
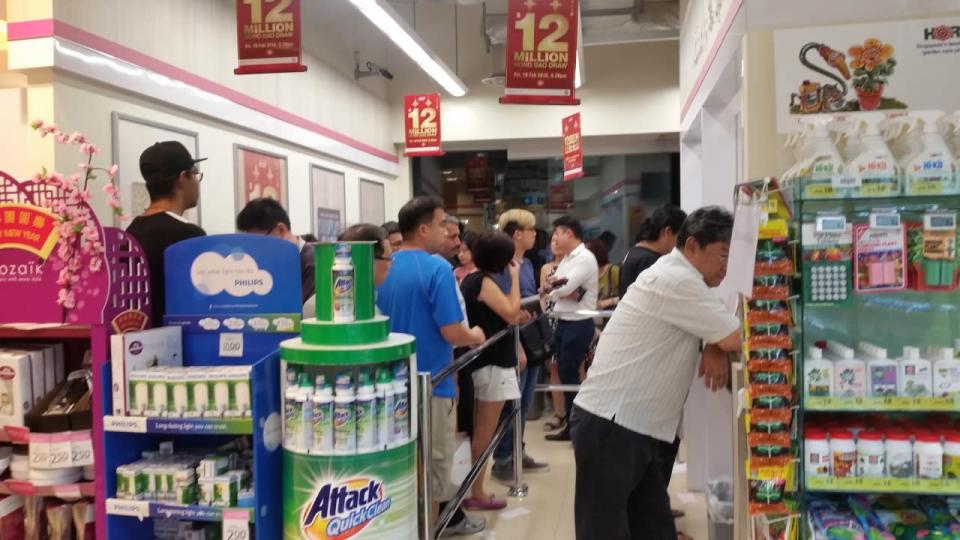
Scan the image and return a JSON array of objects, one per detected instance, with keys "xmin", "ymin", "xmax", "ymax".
[{"xmin": 519, "ymin": 313, "xmax": 554, "ymax": 369}]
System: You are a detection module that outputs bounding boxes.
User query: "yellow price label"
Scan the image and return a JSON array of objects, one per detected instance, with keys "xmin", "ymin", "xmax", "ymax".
[
  {"xmin": 762, "ymin": 198, "xmax": 779, "ymax": 214},
  {"xmin": 860, "ymin": 477, "xmax": 885, "ymax": 490},
  {"xmin": 891, "ymin": 397, "xmax": 913, "ymax": 409},
  {"xmin": 888, "ymin": 478, "xmax": 911, "ymax": 491},
  {"xmin": 860, "ymin": 183, "xmax": 897, "ymax": 197},
  {"xmin": 807, "ymin": 476, "xmax": 833, "ymax": 489},
  {"xmin": 911, "ymin": 181, "xmax": 943, "ymax": 195},
  {"xmin": 805, "ymin": 184, "xmax": 836, "ymax": 198}
]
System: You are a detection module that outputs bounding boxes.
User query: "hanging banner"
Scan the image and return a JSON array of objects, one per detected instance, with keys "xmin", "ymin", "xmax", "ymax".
[
  {"xmin": 562, "ymin": 112, "xmax": 583, "ymax": 181},
  {"xmin": 234, "ymin": 0, "xmax": 307, "ymax": 75},
  {"xmin": 465, "ymin": 153, "xmax": 490, "ymax": 193},
  {"xmin": 501, "ymin": 0, "xmax": 580, "ymax": 105},
  {"xmin": 403, "ymin": 94, "xmax": 444, "ymax": 157},
  {"xmin": 773, "ymin": 16, "xmax": 960, "ymax": 132}
]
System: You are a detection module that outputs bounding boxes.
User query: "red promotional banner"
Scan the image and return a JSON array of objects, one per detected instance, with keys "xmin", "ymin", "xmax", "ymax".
[
  {"xmin": 236, "ymin": 147, "xmax": 288, "ymax": 209},
  {"xmin": 465, "ymin": 153, "xmax": 490, "ymax": 193},
  {"xmin": 234, "ymin": 0, "xmax": 307, "ymax": 75},
  {"xmin": 404, "ymin": 94, "xmax": 443, "ymax": 157},
  {"xmin": 501, "ymin": 0, "xmax": 580, "ymax": 105},
  {"xmin": 562, "ymin": 112, "xmax": 583, "ymax": 181},
  {"xmin": 0, "ymin": 203, "xmax": 59, "ymax": 259}
]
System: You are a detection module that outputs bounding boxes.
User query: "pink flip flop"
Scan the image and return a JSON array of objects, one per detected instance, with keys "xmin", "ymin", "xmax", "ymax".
[{"xmin": 462, "ymin": 495, "xmax": 507, "ymax": 511}]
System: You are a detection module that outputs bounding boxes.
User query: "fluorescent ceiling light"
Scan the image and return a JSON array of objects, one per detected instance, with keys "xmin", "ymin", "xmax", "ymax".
[{"xmin": 348, "ymin": 0, "xmax": 468, "ymax": 97}]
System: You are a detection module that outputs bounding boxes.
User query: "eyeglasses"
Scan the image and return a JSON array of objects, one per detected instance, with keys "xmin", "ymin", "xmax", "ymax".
[{"xmin": 189, "ymin": 169, "xmax": 204, "ymax": 183}]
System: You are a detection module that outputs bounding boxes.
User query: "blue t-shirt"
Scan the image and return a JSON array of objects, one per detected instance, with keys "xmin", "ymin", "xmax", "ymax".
[
  {"xmin": 377, "ymin": 250, "xmax": 464, "ymax": 398},
  {"xmin": 492, "ymin": 257, "xmax": 537, "ymax": 297}
]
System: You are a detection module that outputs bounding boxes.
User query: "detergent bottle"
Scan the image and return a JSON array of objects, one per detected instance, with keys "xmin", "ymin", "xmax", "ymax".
[
  {"xmin": 796, "ymin": 116, "xmax": 847, "ymax": 199},
  {"xmin": 844, "ymin": 113, "xmax": 900, "ymax": 197},
  {"xmin": 896, "ymin": 111, "xmax": 959, "ymax": 196},
  {"xmin": 940, "ymin": 111, "xmax": 960, "ymax": 191}
]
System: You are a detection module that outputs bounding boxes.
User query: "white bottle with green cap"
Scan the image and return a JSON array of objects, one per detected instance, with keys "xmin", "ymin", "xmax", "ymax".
[
  {"xmin": 333, "ymin": 371, "xmax": 356, "ymax": 455},
  {"xmin": 356, "ymin": 369, "xmax": 377, "ymax": 452},
  {"xmin": 311, "ymin": 374, "xmax": 334, "ymax": 454},
  {"xmin": 297, "ymin": 372, "xmax": 313, "ymax": 452},
  {"xmin": 375, "ymin": 368, "xmax": 396, "ymax": 451}
]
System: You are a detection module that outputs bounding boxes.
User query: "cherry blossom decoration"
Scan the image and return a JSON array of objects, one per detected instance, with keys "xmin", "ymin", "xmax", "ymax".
[{"xmin": 30, "ymin": 120, "xmax": 125, "ymax": 318}]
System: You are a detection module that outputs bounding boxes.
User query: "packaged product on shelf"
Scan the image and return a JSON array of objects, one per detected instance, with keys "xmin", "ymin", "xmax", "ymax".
[
  {"xmin": 899, "ymin": 347, "xmax": 933, "ymax": 398},
  {"xmin": 804, "ymin": 347, "xmax": 835, "ymax": 399},
  {"xmin": 393, "ymin": 361, "xmax": 410, "ymax": 444},
  {"xmin": 284, "ymin": 366, "xmax": 301, "ymax": 450},
  {"xmin": 805, "ymin": 429, "xmax": 831, "ymax": 478},
  {"xmin": 749, "ymin": 384, "xmax": 793, "ymax": 409},
  {"xmin": 144, "ymin": 369, "xmax": 169, "ymax": 417},
  {"xmin": 749, "ymin": 432, "xmax": 792, "ymax": 458},
  {"xmin": 749, "ymin": 478, "xmax": 787, "ymax": 515},
  {"xmin": 748, "ymin": 323, "xmax": 793, "ymax": 350},
  {"xmin": 228, "ymin": 366, "xmax": 252, "ymax": 417},
  {"xmin": 110, "ymin": 326, "xmax": 183, "ymax": 416},
  {"xmin": 862, "ymin": 344, "xmax": 899, "ymax": 398},
  {"xmin": 748, "ymin": 359, "xmax": 793, "ymax": 385},
  {"xmin": 807, "ymin": 499, "xmax": 865, "ymax": 540},
  {"xmin": 916, "ymin": 496, "xmax": 960, "ymax": 538},
  {"xmin": 332, "ymin": 243, "xmax": 356, "ymax": 323},
  {"xmin": 749, "ymin": 408, "xmax": 793, "ymax": 434},
  {"xmin": 186, "ymin": 368, "xmax": 211, "ymax": 418},
  {"xmin": 839, "ymin": 112, "xmax": 902, "ymax": 198},
  {"xmin": 0, "ymin": 351, "xmax": 33, "ymax": 427},
  {"xmin": 915, "ymin": 433, "xmax": 944, "ymax": 479},
  {"xmin": 375, "ymin": 368, "xmax": 395, "ymax": 450},
  {"xmin": 355, "ymin": 369, "xmax": 376, "ymax": 452},
  {"xmin": 752, "ymin": 273, "xmax": 791, "ymax": 301},
  {"xmin": 830, "ymin": 429, "xmax": 857, "ymax": 478},
  {"xmin": 856, "ymin": 430, "xmax": 886, "ymax": 478},
  {"xmin": 296, "ymin": 372, "xmax": 312, "ymax": 451},
  {"xmin": 871, "ymin": 495, "xmax": 944, "ymax": 539},
  {"xmin": 747, "ymin": 299, "xmax": 792, "ymax": 324},
  {"xmin": 311, "ymin": 374, "xmax": 334, "ymax": 454},
  {"xmin": 212, "ymin": 474, "xmax": 239, "ymax": 507},
  {"xmin": 944, "ymin": 432, "xmax": 960, "ymax": 480},
  {"xmin": 907, "ymin": 213, "xmax": 959, "ymax": 291},
  {"xmin": 853, "ymin": 218, "xmax": 908, "ymax": 294},
  {"xmin": 333, "ymin": 371, "xmax": 357, "ymax": 454},
  {"xmin": 71, "ymin": 499, "xmax": 94, "ymax": 540},
  {"xmin": 45, "ymin": 499, "xmax": 72, "ymax": 540},
  {"xmin": 933, "ymin": 348, "xmax": 960, "ymax": 398},
  {"xmin": 802, "ymin": 218, "xmax": 854, "ymax": 305},
  {"xmin": 793, "ymin": 116, "xmax": 848, "ymax": 199},
  {"xmin": 829, "ymin": 343, "xmax": 867, "ymax": 398},
  {"xmin": 889, "ymin": 111, "xmax": 960, "ymax": 196}
]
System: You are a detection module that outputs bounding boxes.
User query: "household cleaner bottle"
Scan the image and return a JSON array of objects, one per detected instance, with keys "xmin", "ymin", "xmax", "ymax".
[
  {"xmin": 898, "ymin": 346, "xmax": 932, "ymax": 398},
  {"xmin": 297, "ymin": 372, "xmax": 313, "ymax": 452},
  {"xmin": 899, "ymin": 111, "xmax": 959, "ymax": 195},
  {"xmin": 393, "ymin": 361, "xmax": 410, "ymax": 445},
  {"xmin": 796, "ymin": 116, "xmax": 847, "ymax": 199},
  {"xmin": 933, "ymin": 347, "xmax": 960, "ymax": 398},
  {"xmin": 334, "ymin": 371, "xmax": 357, "ymax": 455},
  {"xmin": 860, "ymin": 343, "xmax": 897, "ymax": 398},
  {"xmin": 803, "ymin": 346, "xmax": 834, "ymax": 399},
  {"xmin": 940, "ymin": 112, "xmax": 960, "ymax": 190},
  {"xmin": 375, "ymin": 368, "xmax": 396, "ymax": 451},
  {"xmin": 829, "ymin": 342, "xmax": 866, "ymax": 398},
  {"xmin": 283, "ymin": 367, "xmax": 301, "ymax": 449},
  {"xmin": 842, "ymin": 113, "xmax": 900, "ymax": 197},
  {"xmin": 311, "ymin": 374, "xmax": 334, "ymax": 454},
  {"xmin": 355, "ymin": 369, "xmax": 377, "ymax": 452}
]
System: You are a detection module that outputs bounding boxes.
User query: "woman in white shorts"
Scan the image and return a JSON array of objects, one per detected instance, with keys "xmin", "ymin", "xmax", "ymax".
[{"xmin": 459, "ymin": 230, "xmax": 523, "ymax": 511}]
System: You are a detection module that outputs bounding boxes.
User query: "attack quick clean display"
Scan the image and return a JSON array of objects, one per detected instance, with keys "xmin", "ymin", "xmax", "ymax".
[{"xmin": 280, "ymin": 241, "xmax": 417, "ymax": 539}]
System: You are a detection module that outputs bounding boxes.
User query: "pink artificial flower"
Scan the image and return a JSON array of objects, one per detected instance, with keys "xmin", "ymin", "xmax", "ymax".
[
  {"xmin": 107, "ymin": 165, "xmax": 119, "ymax": 179},
  {"xmin": 55, "ymin": 134, "xmax": 69, "ymax": 144},
  {"xmin": 89, "ymin": 257, "xmax": 103, "ymax": 273},
  {"xmin": 103, "ymin": 183, "xmax": 119, "ymax": 197},
  {"xmin": 107, "ymin": 198, "xmax": 123, "ymax": 209},
  {"xmin": 68, "ymin": 131, "xmax": 87, "ymax": 144},
  {"xmin": 30, "ymin": 119, "xmax": 45, "ymax": 130},
  {"xmin": 79, "ymin": 143, "xmax": 99, "ymax": 156},
  {"xmin": 57, "ymin": 289, "xmax": 77, "ymax": 309}
]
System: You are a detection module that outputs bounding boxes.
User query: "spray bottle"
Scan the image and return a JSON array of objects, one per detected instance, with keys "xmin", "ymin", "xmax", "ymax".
[
  {"xmin": 838, "ymin": 113, "xmax": 900, "ymax": 197},
  {"xmin": 333, "ymin": 371, "xmax": 357, "ymax": 455},
  {"xmin": 940, "ymin": 112, "xmax": 960, "ymax": 190},
  {"xmin": 311, "ymin": 374, "xmax": 334, "ymax": 454},
  {"xmin": 375, "ymin": 368, "xmax": 396, "ymax": 451},
  {"xmin": 890, "ymin": 111, "xmax": 959, "ymax": 195},
  {"xmin": 795, "ymin": 116, "xmax": 847, "ymax": 199},
  {"xmin": 355, "ymin": 369, "xmax": 377, "ymax": 452}
]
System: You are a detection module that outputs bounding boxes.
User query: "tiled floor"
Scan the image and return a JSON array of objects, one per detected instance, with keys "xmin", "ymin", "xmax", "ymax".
[{"xmin": 458, "ymin": 418, "xmax": 710, "ymax": 539}]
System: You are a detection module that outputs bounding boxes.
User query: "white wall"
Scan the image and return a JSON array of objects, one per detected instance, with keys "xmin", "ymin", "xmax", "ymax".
[
  {"xmin": 54, "ymin": 73, "xmax": 393, "ymax": 234},
  {"xmin": 52, "ymin": 0, "xmax": 395, "ymax": 154}
]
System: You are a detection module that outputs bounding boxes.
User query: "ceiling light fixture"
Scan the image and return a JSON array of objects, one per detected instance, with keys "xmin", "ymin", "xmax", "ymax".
[{"xmin": 347, "ymin": 0, "xmax": 468, "ymax": 97}]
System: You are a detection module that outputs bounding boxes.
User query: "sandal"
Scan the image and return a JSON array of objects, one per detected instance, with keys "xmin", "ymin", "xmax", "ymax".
[
  {"xmin": 544, "ymin": 414, "xmax": 566, "ymax": 431},
  {"xmin": 462, "ymin": 495, "xmax": 507, "ymax": 511}
]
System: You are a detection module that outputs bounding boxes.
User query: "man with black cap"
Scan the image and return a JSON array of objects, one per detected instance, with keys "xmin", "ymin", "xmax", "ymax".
[{"xmin": 126, "ymin": 141, "xmax": 206, "ymax": 325}]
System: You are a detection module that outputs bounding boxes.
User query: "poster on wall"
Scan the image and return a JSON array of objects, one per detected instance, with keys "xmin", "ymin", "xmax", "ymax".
[
  {"xmin": 315, "ymin": 208, "xmax": 341, "ymax": 242},
  {"xmin": 403, "ymin": 93, "xmax": 443, "ymax": 156},
  {"xmin": 235, "ymin": 145, "xmax": 288, "ymax": 211},
  {"xmin": 773, "ymin": 16, "xmax": 960, "ymax": 132},
  {"xmin": 562, "ymin": 112, "xmax": 583, "ymax": 181},
  {"xmin": 112, "ymin": 113, "xmax": 201, "ymax": 226},
  {"xmin": 501, "ymin": 0, "xmax": 580, "ymax": 105},
  {"xmin": 548, "ymin": 181, "xmax": 574, "ymax": 211},
  {"xmin": 234, "ymin": 0, "xmax": 307, "ymax": 75},
  {"xmin": 465, "ymin": 153, "xmax": 490, "ymax": 193}
]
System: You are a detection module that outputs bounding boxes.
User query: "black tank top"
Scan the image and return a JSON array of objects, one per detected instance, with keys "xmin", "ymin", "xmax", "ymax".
[{"xmin": 460, "ymin": 272, "xmax": 517, "ymax": 370}]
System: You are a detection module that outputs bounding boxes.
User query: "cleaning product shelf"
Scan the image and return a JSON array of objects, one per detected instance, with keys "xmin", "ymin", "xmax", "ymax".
[
  {"xmin": 0, "ymin": 480, "xmax": 96, "ymax": 498},
  {"xmin": 805, "ymin": 396, "xmax": 957, "ymax": 412},
  {"xmin": 105, "ymin": 498, "xmax": 254, "ymax": 523},
  {"xmin": 807, "ymin": 476, "xmax": 960, "ymax": 494},
  {"xmin": 103, "ymin": 416, "xmax": 253, "ymax": 435}
]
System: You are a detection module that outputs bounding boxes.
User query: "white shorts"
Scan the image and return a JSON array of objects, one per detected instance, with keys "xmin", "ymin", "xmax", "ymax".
[{"xmin": 472, "ymin": 366, "xmax": 521, "ymax": 402}]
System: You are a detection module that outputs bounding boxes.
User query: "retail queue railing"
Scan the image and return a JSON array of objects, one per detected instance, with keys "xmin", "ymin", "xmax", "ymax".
[
  {"xmin": 417, "ymin": 320, "xmax": 532, "ymax": 539},
  {"xmin": 532, "ymin": 307, "xmax": 614, "ymax": 395}
]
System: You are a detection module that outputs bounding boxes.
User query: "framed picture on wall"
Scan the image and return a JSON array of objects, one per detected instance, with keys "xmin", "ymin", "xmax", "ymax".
[
  {"xmin": 359, "ymin": 179, "xmax": 385, "ymax": 225},
  {"xmin": 309, "ymin": 165, "xmax": 346, "ymax": 240},
  {"xmin": 110, "ymin": 113, "xmax": 201, "ymax": 226},
  {"xmin": 234, "ymin": 144, "xmax": 288, "ymax": 212}
]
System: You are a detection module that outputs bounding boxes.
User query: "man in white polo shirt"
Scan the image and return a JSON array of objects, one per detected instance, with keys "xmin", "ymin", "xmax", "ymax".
[
  {"xmin": 544, "ymin": 215, "xmax": 598, "ymax": 442},
  {"xmin": 570, "ymin": 207, "xmax": 742, "ymax": 539}
]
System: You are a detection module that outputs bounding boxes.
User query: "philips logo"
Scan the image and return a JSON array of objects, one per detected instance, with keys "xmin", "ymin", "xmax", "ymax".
[{"xmin": 301, "ymin": 478, "xmax": 392, "ymax": 539}]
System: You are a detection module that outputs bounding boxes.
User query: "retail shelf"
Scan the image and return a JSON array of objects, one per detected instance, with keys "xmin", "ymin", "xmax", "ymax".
[
  {"xmin": 0, "ymin": 480, "xmax": 96, "ymax": 499},
  {"xmin": 807, "ymin": 476, "xmax": 960, "ymax": 494},
  {"xmin": 103, "ymin": 416, "xmax": 253, "ymax": 435},
  {"xmin": 105, "ymin": 499, "xmax": 254, "ymax": 523},
  {"xmin": 805, "ymin": 396, "xmax": 957, "ymax": 412},
  {"xmin": 0, "ymin": 324, "xmax": 91, "ymax": 339}
]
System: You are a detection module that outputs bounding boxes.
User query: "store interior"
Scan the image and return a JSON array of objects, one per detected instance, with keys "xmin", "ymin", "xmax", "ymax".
[{"xmin": 1, "ymin": 0, "xmax": 960, "ymax": 539}]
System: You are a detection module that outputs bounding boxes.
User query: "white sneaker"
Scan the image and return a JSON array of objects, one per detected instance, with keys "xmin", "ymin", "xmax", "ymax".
[{"xmin": 439, "ymin": 514, "xmax": 487, "ymax": 537}]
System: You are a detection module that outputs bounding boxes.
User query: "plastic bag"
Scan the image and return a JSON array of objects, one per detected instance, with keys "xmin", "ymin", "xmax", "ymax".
[{"xmin": 707, "ymin": 477, "xmax": 734, "ymax": 524}]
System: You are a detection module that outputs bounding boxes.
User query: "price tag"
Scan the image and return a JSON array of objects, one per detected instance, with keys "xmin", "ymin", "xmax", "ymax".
[
  {"xmin": 869, "ymin": 212, "xmax": 901, "ymax": 230},
  {"xmin": 71, "ymin": 431, "xmax": 94, "ymax": 467},
  {"xmin": 48, "ymin": 433, "xmax": 72, "ymax": 469},
  {"xmin": 832, "ymin": 174, "xmax": 862, "ymax": 189},
  {"xmin": 28, "ymin": 433, "xmax": 51, "ymax": 469},
  {"xmin": 805, "ymin": 184, "xmax": 836, "ymax": 198},
  {"xmin": 222, "ymin": 510, "xmax": 250, "ymax": 540},
  {"xmin": 219, "ymin": 333, "xmax": 244, "ymax": 358},
  {"xmin": 913, "ymin": 181, "xmax": 943, "ymax": 195}
]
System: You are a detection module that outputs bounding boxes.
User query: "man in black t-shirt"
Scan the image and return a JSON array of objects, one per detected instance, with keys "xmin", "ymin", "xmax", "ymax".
[
  {"xmin": 236, "ymin": 198, "xmax": 315, "ymax": 306},
  {"xmin": 126, "ymin": 141, "xmax": 206, "ymax": 325},
  {"xmin": 619, "ymin": 205, "xmax": 688, "ymax": 298}
]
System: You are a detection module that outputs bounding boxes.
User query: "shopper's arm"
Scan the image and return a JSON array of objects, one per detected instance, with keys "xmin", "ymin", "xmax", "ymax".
[
  {"xmin": 479, "ymin": 268, "xmax": 521, "ymax": 325},
  {"xmin": 699, "ymin": 343, "xmax": 732, "ymax": 391},
  {"xmin": 712, "ymin": 329, "xmax": 742, "ymax": 353},
  {"xmin": 549, "ymin": 258, "xmax": 593, "ymax": 299},
  {"xmin": 440, "ymin": 323, "xmax": 486, "ymax": 347}
]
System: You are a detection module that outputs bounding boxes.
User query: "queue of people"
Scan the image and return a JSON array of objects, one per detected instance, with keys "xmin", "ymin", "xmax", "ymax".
[{"xmin": 125, "ymin": 140, "xmax": 740, "ymax": 540}]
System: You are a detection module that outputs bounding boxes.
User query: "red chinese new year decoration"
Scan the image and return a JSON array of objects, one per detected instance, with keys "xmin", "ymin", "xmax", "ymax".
[
  {"xmin": 234, "ymin": 0, "xmax": 307, "ymax": 75},
  {"xmin": 404, "ymin": 94, "xmax": 444, "ymax": 157},
  {"xmin": 501, "ymin": 0, "xmax": 580, "ymax": 105},
  {"xmin": 562, "ymin": 112, "xmax": 583, "ymax": 181}
]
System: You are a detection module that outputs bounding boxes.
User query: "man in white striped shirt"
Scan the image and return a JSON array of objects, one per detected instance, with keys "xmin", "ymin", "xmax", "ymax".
[{"xmin": 570, "ymin": 207, "xmax": 742, "ymax": 540}]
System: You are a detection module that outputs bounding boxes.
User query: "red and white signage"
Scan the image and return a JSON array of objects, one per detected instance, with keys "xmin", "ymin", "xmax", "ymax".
[
  {"xmin": 562, "ymin": 112, "xmax": 583, "ymax": 181},
  {"xmin": 404, "ymin": 94, "xmax": 444, "ymax": 157},
  {"xmin": 237, "ymin": 147, "xmax": 288, "ymax": 208},
  {"xmin": 501, "ymin": 0, "xmax": 580, "ymax": 105},
  {"xmin": 234, "ymin": 0, "xmax": 307, "ymax": 75},
  {"xmin": 465, "ymin": 153, "xmax": 490, "ymax": 193}
]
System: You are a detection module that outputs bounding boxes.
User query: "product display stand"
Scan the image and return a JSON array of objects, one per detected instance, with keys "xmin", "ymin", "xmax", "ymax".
[
  {"xmin": 102, "ymin": 235, "xmax": 302, "ymax": 539},
  {"xmin": 0, "ymin": 173, "xmax": 152, "ymax": 540},
  {"xmin": 280, "ymin": 242, "xmax": 418, "ymax": 540}
]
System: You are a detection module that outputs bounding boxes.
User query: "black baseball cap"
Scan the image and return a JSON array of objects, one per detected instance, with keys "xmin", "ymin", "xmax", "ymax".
[{"xmin": 139, "ymin": 141, "xmax": 206, "ymax": 181}]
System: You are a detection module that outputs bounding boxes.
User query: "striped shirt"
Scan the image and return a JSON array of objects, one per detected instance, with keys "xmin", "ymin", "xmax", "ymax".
[{"xmin": 574, "ymin": 249, "xmax": 739, "ymax": 443}]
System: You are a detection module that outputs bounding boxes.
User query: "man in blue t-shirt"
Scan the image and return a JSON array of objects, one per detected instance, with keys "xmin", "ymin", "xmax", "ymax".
[
  {"xmin": 490, "ymin": 209, "xmax": 549, "ymax": 481},
  {"xmin": 377, "ymin": 196, "xmax": 486, "ymax": 535}
]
